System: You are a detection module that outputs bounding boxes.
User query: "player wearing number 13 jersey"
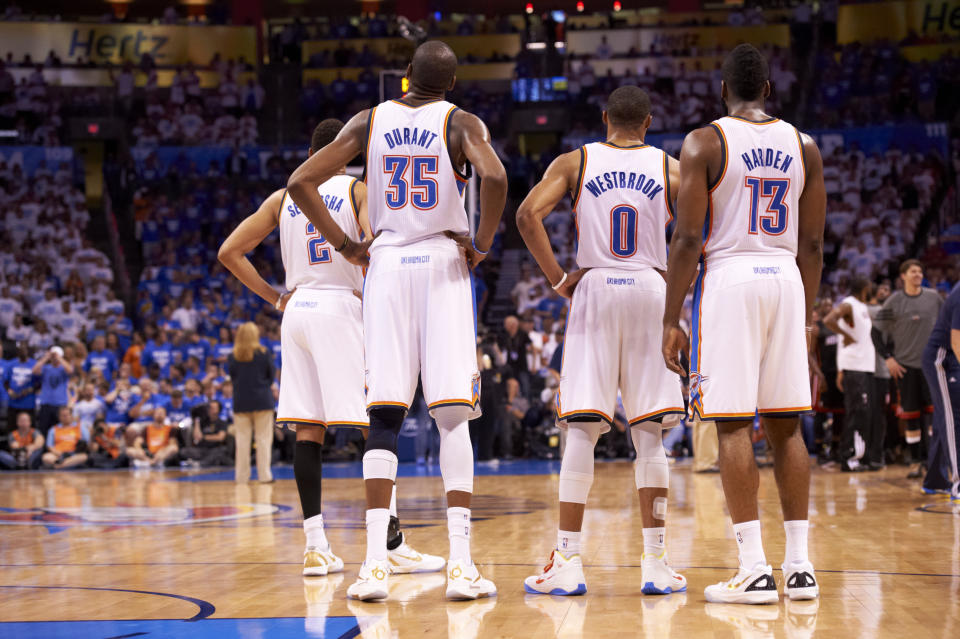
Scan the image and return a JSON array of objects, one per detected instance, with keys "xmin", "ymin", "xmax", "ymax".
[
  {"xmin": 663, "ymin": 45, "xmax": 826, "ymax": 605},
  {"xmin": 517, "ymin": 86, "xmax": 686, "ymax": 598},
  {"xmin": 287, "ymin": 41, "xmax": 508, "ymax": 602}
]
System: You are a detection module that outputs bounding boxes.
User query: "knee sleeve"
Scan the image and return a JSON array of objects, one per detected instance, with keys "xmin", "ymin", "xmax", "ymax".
[
  {"xmin": 436, "ymin": 413, "xmax": 474, "ymax": 493},
  {"xmin": 559, "ymin": 422, "xmax": 603, "ymax": 504},
  {"xmin": 363, "ymin": 448, "xmax": 398, "ymax": 482},
  {"xmin": 632, "ymin": 421, "xmax": 669, "ymax": 490},
  {"xmin": 365, "ymin": 406, "xmax": 405, "ymax": 454}
]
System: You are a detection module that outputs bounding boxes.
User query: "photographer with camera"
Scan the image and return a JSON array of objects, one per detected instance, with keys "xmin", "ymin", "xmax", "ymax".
[
  {"xmin": 89, "ymin": 418, "xmax": 128, "ymax": 469},
  {"xmin": 0, "ymin": 412, "xmax": 44, "ymax": 470},
  {"xmin": 41, "ymin": 407, "xmax": 90, "ymax": 469}
]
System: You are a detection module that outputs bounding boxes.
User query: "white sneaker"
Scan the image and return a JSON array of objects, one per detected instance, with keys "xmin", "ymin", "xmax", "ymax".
[
  {"xmin": 782, "ymin": 560, "xmax": 819, "ymax": 600},
  {"xmin": 446, "ymin": 558, "xmax": 497, "ymax": 600},
  {"xmin": 347, "ymin": 559, "xmax": 390, "ymax": 601},
  {"xmin": 303, "ymin": 546, "xmax": 344, "ymax": 577},
  {"xmin": 704, "ymin": 564, "xmax": 779, "ymax": 604},
  {"xmin": 132, "ymin": 459, "xmax": 151, "ymax": 469},
  {"xmin": 387, "ymin": 533, "xmax": 445, "ymax": 574},
  {"xmin": 523, "ymin": 550, "xmax": 586, "ymax": 596},
  {"xmin": 641, "ymin": 552, "xmax": 687, "ymax": 595}
]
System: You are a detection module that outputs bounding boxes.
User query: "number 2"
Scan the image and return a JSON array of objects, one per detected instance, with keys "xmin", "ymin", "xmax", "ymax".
[
  {"xmin": 745, "ymin": 177, "xmax": 790, "ymax": 236},
  {"xmin": 305, "ymin": 223, "xmax": 331, "ymax": 264},
  {"xmin": 383, "ymin": 155, "xmax": 438, "ymax": 210}
]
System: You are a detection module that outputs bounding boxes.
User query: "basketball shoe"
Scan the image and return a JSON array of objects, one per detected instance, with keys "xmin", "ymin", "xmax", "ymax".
[
  {"xmin": 347, "ymin": 559, "xmax": 390, "ymax": 601},
  {"xmin": 781, "ymin": 560, "xmax": 819, "ymax": 600},
  {"xmin": 303, "ymin": 546, "xmax": 344, "ymax": 577},
  {"xmin": 445, "ymin": 559, "xmax": 497, "ymax": 600},
  {"xmin": 704, "ymin": 564, "xmax": 779, "ymax": 604},
  {"xmin": 523, "ymin": 550, "xmax": 587, "ymax": 596},
  {"xmin": 387, "ymin": 532, "xmax": 446, "ymax": 574},
  {"xmin": 640, "ymin": 552, "xmax": 687, "ymax": 595}
]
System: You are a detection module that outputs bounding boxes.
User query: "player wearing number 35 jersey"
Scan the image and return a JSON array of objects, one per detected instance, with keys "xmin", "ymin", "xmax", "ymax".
[
  {"xmin": 517, "ymin": 86, "xmax": 686, "ymax": 598},
  {"xmin": 218, "ymin": 119, "xmax": 443, "ymax": 584},
  {"xmin": 663, "ymin": 44, "xmax": 826, "ymax": 605},
  {"xmin": 287, "ymin": 41, "xmax": 508, "ymax": 602}
]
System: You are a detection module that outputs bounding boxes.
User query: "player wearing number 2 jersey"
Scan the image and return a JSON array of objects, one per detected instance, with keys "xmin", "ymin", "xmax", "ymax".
[
  {"xmin": 517, "ymin": 86, "xmax": 687, "ymax": 598},
  {"xmin": 287, "ymin": 41, "xmax": 508, "ymax": 602},
  {"xmin": 663, "ymin": 45, "xmax": 826, "ymax": 605},
  {"xmin": 218, "ymin": 119, "xmax": 443, "ymax": 583}
]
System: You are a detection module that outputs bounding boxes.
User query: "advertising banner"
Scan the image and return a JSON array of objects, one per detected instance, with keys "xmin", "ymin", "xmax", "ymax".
[{"xmin": 838, "ymin": 1, "xmax": 960, "ymax": 43}]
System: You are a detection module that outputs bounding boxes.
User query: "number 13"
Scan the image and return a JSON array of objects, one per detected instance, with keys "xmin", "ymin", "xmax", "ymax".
[{"xmin": 745, "ymin": 177, "xmax": 790, "ymax": 236}]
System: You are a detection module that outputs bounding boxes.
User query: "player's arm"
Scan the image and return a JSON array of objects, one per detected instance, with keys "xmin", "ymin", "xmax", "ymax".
[
  {"xmin": 217, "ymin": 189, "xmax": 290, "ymax": 310},
  {"xmin": 952, "ymin": 329, "xmax": 960, "ymax": 363},
  {"xmin": 287, "ymin": 110, "xmax": 371, "ymax": 266},
  {"xmin": 516, "ymin": 150, "xmax": 581, "ymax": 298},
  {"xmin": 351, "ymin": 179, "xmax": 372, "ymax": 238},
  {"xmin": 662, "ymin": 127, "xmax": 715, "ymax": 375},
  {"xmin": 445, "ymin": 109, "xmax": 508, "ymax": 268},
  {"xmin": 795, "ymin": 132, "xmax": 826, "ymax": 329},
  {"xmin": 823, "ymin": 302, "xmax": 855, "ymax": 345}
]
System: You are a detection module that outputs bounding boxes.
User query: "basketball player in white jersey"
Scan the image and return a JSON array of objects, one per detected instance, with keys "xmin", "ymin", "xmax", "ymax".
[
  {"xmin": 218, "ymin": 119, "xmax": 443, "ymax": 579},
  {"xmin": 286, "ymin": 41, "xmax": 508, "ymax": 601},
  {"xmin": 662, "ymin": 44, "xmax": 826, "ymax": 603},
  {"xmin": 515, "ymin": 86, "xmax": 687, "ymax": 597}
]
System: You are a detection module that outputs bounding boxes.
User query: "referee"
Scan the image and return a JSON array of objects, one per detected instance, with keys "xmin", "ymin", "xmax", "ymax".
[{"xmin": 920, "ymin": 283, "xmax": 960, "ymax": 499}]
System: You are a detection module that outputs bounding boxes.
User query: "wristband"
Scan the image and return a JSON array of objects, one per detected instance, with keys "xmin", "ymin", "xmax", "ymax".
[
  {"xmin": 274, "ymin": 295, "xmax": 283, "ymax": 311},
  {"xmin": 552, "ymin": 272, "xmax": 568, "ymax": 291},
  {"xmin": 805, "ymin": 325, "xmax": 816, "ymax": 333},
  {"xmin": 472, "ymin": 238, "xmax": 488, "ymax": 255},
  {"xmin": 334, "ymin": 234, "xmax": 349, "ymax": 252}
]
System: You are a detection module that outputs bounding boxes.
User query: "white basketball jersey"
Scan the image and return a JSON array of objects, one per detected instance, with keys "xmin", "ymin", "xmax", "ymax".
[
  {"xmin": 704, "ymin": 116, "xmax": 806, "ymax": 265},
  {"xmin": 573, "ymin": 142, "xmax": 671, "ymax": 270},
  {"xmin": 365, "ymin": 99, "xmax": 470, "ymax": 248},
  {"xmin": 278, "ymin": 174, "xmax": 364, "ymax": 292}
]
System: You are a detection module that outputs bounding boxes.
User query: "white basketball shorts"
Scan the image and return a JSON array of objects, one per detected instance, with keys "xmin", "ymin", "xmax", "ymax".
[
  {"xmin": 689, "ymin": 256, "xmax": 812, "ymax": 420},
  {"xmin": 557, "ymin": 268, "xmax": 685, "ymax": 432},
  {"xmin": 276, "ymin": 288, "xmax": 368, "ymax": 429},
  {"xmin": 363, "ymin": 236, "xmax": 480, "ymax": 419}
]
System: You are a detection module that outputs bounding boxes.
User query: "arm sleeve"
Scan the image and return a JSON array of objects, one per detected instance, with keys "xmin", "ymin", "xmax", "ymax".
[{"xmin": 871, "ymin": 327, "xmax": 892, "ymax": 359}]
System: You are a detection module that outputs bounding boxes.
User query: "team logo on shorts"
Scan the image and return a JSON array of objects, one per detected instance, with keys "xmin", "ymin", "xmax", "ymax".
[
  {"xmin": 472, "ymin": 373, "xmax": 481, "ymax": 408},
  {"xmin": 0, "ymin": 503, "xmax": 280, "ymax": 533}
]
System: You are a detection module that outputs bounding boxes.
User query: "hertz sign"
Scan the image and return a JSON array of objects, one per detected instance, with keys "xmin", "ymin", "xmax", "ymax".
[
  {"xmin": 838, "ymin": 1, "xmax": 960, "ymax": 43},
  {"xmin": 0, "ymin": 22, "xmax": 256, "ymax": 66}
]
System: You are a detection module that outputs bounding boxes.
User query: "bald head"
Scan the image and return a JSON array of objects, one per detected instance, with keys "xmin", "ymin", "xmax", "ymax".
[{"xmin": 409, "ymin": 41, "xmax": 457, "ymax": 93}]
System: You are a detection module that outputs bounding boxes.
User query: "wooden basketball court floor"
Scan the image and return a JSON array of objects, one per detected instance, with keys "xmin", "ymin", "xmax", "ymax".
[{"xmin": 0, "ymin": 460, "xmax": 957, "ymax": 638}]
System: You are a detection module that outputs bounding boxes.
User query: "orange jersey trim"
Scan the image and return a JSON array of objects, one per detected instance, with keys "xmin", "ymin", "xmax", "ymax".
[{"xmin": 628, "ymin": 407, "xmax": 685, "ymax": 425}]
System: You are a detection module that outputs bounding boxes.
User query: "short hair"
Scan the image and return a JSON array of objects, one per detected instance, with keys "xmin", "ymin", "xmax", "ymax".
[
  {"xmin": 850, "ymin": 277, "xmax": 872, "ymax": 297},
  {"xmin": 310, "ymin": 119, "xmax": 344, "ymax": 153},
  {"xmin": 606, "ymin": 85, "xmax": 651, "ymax": 127},
  {"xmin": 409, "ymin": 41, "xmax": 457, "ymax": 92},
  {"xmin": 899, "ymin": 258, "xmax": 923, "ymax": 275},
  {"xmin": 722, "ymin": 43, "xmax": 769, "ymax": 102}
]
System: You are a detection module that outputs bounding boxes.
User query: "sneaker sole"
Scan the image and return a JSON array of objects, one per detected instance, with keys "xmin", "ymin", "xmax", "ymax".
[
  {"xmin": 389, "ymin": 562, "xmax": 446, "ymax": 574},
  {"xmin": 447, "ymin": 586, "xmax": 497, "ymax": 600},
  {"xmin": 705, "ymin": 590, "xmax": 779, "ymax": 604},
  {"xmin": 523, "ymin": 583, "xmax": 586, "ymax": 596},
  {"xmin": 786, "ymin": 587, "xmax": 820, "ymax": 601},
  {"xmin": 347, "ymin": 587, "xmax": 388, "ymax": 601},
  {"xmin": 641, "ymin": 582, "xmax": 686, "ymax": 595},
  {"xmin": 302, "ymin": 567, "xmax": 329, "ymax": 577}
]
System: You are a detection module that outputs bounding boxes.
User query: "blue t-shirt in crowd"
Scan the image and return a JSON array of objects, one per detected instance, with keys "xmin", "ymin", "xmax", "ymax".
[
  {"xmin": 142, "ymin": 341, "xmax": 174, "ymax": 375},
  {"xmin": 106, "ymin": 391, "xmax": 137, "ymax": 424},
  {"xmin": 213, "ymin": 342, "xmax": 233, "ymax": 361},
  {"xmin": 165, "ymin": 400, "xmax": 192, "ymax": 424},
  {"xmin": 181, "ymin": 340, "xmax": 210, "ymax": 367},
  {"xmin": 131, "ymin": 394, "xmax": 163, "ymax": 423},
  {"xmin": 84, "ymin": 349, "xmax": 118, "ymax": 381},
  {"xmin": 5, "ymin": 358, "xmax": 36, "ymax": 410},
  {"xmin": 536, "ymin": 296, "xmax": 567, "ymax": 321},
  {"xmin": 928, "ymin": 283, "xmax": 960, "ymax": 356},
  {"xmin": 39, "ymin": 364, "xmax": 69, "ymax": 406}
]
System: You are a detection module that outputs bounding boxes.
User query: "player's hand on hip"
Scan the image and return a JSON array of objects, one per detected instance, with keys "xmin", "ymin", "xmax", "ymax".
[
  {"xmin": 661, "ymin": 323, "xmax": 686, "ymax": 376},
  {"xmin": 444, "ymin": 231, "xmax": 486, "ymax": 269},
  {"xmin": 276, "ymin": 289, "xmax": 296, "ymax": 312},
  {"xmin": 885, "ymin": 357, "xmax": 906, "ymax": 379},
  {"xmin": 555, "ymin": 268, "xmax": 589, "ymax": 299},
  {"xmin": 340, "ymin": 237, "xmax": 374, "ymax": 267},
  {"xmin": 836, "ymin": 370, "xmax": 844, "ymax": 392}
]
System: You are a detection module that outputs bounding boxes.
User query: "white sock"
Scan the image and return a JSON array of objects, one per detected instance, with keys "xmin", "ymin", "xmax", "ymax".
[
  {"xmin": 447, "ymin": 506, "xmax": 472, "ymax": 563},
  {"xmin": 732, "ymin": 520, "xmax": 766, "ymax": 571},
  {"xmin": 642, "ymin": 527, "xmax": 665, "ymax": 556},
  {"xmin": 783, "ymin": 520, "xmax": 809, "ymax": 566},
  {"xmin": 304, "ymin": 513, "xmax": 329, "ymax": 550},
  {"xmin": 364, "ymin": 508, "xmax": 390, "ymax": 563},
  {"xmin": 389, "ymin": 484, "xmax": 398, "ymax": 518},
  {"xmin": 557, "ymin": 529, "xmax": 581, "ymax": 555}
]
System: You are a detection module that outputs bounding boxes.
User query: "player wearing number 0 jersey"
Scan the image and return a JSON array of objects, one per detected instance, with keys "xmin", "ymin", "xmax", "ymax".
[
  {"xmin": 287, "ymin": 41, "xmax": 508, "ymax": 602},
  {"xmin": 219, "ymin": 119, "xmax": 443, "ymax": 583},
  {"xmin": 517, "ymin": 86, "xmax": 686, "ymax": 598},
  {"xmin": 663, "ymin": 45, "xmax": 826, "ymax": 605}
]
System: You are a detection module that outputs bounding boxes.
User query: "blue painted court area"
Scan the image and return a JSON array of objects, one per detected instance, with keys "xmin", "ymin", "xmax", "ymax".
[
  {"xmin": 0, "ymin": 617, "xmax": 360, "ymax": 638},
  {"xmin": 174, "ymin": 459, "xmax": 563, "ymax": 482}
]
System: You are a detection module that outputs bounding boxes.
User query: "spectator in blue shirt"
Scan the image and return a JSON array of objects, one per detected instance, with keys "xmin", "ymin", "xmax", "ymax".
[
  {"xmin": 535, "ymin": 288, "xmax": 568, "ymax": 323},
  {"xmin": 142, "ymin": 329, "xmax": 175, "ymax": 377},
  {"xmin": 165, "ymin": 389, "xmax": 192, "ymax": 424},
  {"xmin": 181, "ymin": 331, "xmax": 211, "ymax": 368},
  {"xmin": 5, "ymin": 343, "xmax": 37, "ymax": 431},
  {"xmin": 103, "ymin": 377, "xmax": 137, "ymax": 429},
  {"xmin": 33, "ymin": 346, "xmax": 72, "ymax": 435},
  {"xmin": 85, "ymin": 335, "xmax": 118, "ymax": 381}
]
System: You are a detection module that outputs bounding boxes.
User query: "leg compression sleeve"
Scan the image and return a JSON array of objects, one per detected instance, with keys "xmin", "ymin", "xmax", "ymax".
[
  {"xmin": 365, "ymin": 406, "xmax": 405, "ymax": 454},
  {"xmin": 632, "ymin": 421, "xmax": 669, "ymax": 489},
  {"xmin": 435, "ymin": 411, "xmax": 474, "ymax": 494},
  {"xmin": 294, "ymin": 440, "xmax": 324, "ymax": 520},
  {"xmin": 559, "ymin": 421, "xmax": 603, "ymax": 504}
]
